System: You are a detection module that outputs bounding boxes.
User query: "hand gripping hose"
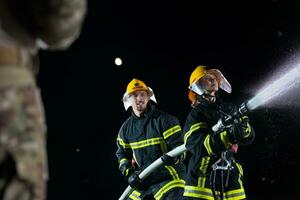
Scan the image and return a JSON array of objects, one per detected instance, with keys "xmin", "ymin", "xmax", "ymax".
[{"xmin": 119, "ymin": 144, "xmax": 187, "ymax": 200}]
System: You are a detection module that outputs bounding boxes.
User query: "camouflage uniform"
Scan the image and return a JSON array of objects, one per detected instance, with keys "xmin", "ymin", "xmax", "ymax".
[{"xmin": 0, "ymin": 0, "xmax": 86, "ymax": 199}]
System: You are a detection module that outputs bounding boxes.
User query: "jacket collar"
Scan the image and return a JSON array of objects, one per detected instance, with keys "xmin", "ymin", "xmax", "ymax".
[{"xmin": 131, "ymin": 103, "xmax": 156, "ymax": 120}]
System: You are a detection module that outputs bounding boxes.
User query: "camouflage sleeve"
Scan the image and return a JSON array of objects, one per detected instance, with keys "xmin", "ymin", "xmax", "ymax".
[{"xmin": 29, "ymin": 0, "xmax": 87, "ymax": 49}]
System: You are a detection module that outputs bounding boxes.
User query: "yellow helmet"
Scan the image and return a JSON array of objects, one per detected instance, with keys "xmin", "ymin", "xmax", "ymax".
[
  {"xmin": 189, "ymin": 65, "xmax": 207, "ymax": 86},
  {"xmin": 126, "ymin": 78, "xmax": 149, "ymax": 94},
  {"xmin": 188, "ymin": 65, "xmax": 232, "ymax": 103},
  {"xmin": 122, "ymin": 78, "xmax": 157, "ymax": 110}
]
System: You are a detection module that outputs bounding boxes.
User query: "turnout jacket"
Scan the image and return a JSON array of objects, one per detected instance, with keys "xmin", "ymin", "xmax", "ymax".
[
  {"xmin": 116, "ymin": 105, "xmax": 185, "ymax": 189},
  {"xmin": 183, "ymin": 98, "xmax": 255, "ymax": 199}
]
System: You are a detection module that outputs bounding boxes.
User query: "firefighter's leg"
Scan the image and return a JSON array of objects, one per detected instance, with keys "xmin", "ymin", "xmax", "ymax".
[
  {"xmin": 223, "ymin": 162, "xmax": 246, "ymax": 200},
  {"xmin": 160, "ymin": 187, "xmax": 183, "ymax": 200}
]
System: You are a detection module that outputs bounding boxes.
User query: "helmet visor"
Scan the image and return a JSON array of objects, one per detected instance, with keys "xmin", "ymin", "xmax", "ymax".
[{"xmin": 122, "ymin": 87, "xmax": 157, "ymax": 110}]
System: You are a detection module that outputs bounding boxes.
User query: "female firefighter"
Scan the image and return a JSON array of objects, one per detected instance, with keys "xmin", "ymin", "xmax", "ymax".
[
  {"xmin": 182, "ymin": 66, "xmax": 255, "ymax": 200},
  {"xmin": 116, "ymin": 78, "xmax": 185, "ymax": 200}
]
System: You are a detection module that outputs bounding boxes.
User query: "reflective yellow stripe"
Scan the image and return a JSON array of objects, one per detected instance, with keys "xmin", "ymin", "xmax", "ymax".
[
  {"xmin": 165, "ymin": 166, "xmax": 180, "ymax": 180},
  {"xmin": 235, "ymin": 162, "xmax": 243, "ymax": 176},
  {"xmin": 183, "ymin": 185, "xmax": 215, "ymax": 199},
  {"xmin": 225, "ymin": 188, "xmax": 246, "ymax": 200},
  {"xmin": 198, "ymin": 156, "xmax": 210, "ymax": 187},
  {"xmin": 160, "ymin": 140, "xmax": 168, "ymax": 154},
  {"xmin": 129, "ymin": 190, "xmax": 141, "ymax": 200},
  {"xmin": 184, "ymin": 185, "xmax": 245, "ymax": 200},
  {"xmin": 130, "ymin": 137, "xmax": 164, "ymax": 149},
  {"xmin": 154, "ymin": 179, "xmax": 185, "ymax": 200},
  {"xmin": 118, "ymin": 158, "xmax": 129, "ymax": 168},
  {"xmin": 220, "ymin": 130, "xmax": 232, "ymax": 148},
  {"xmin": 117, "ymin": 136, "xmax": 131, "ymax": 148},
  {"xmin": 203, "ymin": 135, "xmax": 213, "ymax": 155},
  {"xmin": 234, "ymin": 161, "xmax": 244, "ymax": 187},
  {"xmin": 243, "ymin": 123, "xmax": 251, "ymax": 138},
  {"xmin": 163, "ymin": 125, "xmax": 181, "ymax": 139},
  {"xmin": 184, "ymin": 122, "xmax": 207, "ymax": 144}
]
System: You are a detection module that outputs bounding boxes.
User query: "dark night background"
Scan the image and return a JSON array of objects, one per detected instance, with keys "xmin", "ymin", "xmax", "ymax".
[{"xmin": 36, "ymin": 1, "xmax": 300, "ymax": 199}]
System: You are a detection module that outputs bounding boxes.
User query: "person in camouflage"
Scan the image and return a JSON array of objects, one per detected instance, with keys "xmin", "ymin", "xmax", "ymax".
[{"xmin": 0, "ymin": 0, "xmax": 87, "ymax": 199}]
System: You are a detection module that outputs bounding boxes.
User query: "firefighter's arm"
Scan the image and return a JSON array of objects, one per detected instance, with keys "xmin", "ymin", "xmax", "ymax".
[
  {"xmin": 226, "ymin": 115, "xmax": 255, "ymax": 145},
  {"xmin": 116, "ymin": 133, "xmax": 142, "ymax": 187},
  {"xmin": 183, "ymin": 110, "xmax": 232, "ymax": 156},
  {"xmin": 183, "ymin": 111, "xmax": 209, "ymax": 156},
  {"xmin": 116, "ymin": 134, "xmax": 132, "ymax": 177},
  {"xmin": 161, "ymin": 115, "xmax": 185, "ymax": 165}
]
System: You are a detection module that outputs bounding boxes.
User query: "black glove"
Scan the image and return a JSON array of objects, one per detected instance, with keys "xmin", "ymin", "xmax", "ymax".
[
  {"xmin": 227, "ymin": 117, "xmax": 249, "ymax": 143},
  {"xmin": 121, "ymin": 165, "xmax": 134, "ymax": 178},
  {"xmin": 161, "ymin": 154, "xmax": 178, "ymax": 166},
  {"xmin": 127, "ymin": 171, "xmax": 141, "ymax": 188}
]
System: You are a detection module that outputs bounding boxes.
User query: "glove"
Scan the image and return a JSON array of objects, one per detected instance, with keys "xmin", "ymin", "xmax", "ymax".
[
  {"xmin": 227, "ymin": 116, "xmax": 250, "ymax": 143},
  {"xmin": 161, "ymin": 154, "xmax": 180, "ymax": 166},
  {"xmin": 121, "ymin": 166, "xmax": 134, "ymax": 178},
  {"xmin": 127, "ymin": 171, "xmax": 141, "ymax": 188}
]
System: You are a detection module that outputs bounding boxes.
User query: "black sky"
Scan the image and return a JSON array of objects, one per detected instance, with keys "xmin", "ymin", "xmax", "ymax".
[{"xmin": 37, "ymin": 1, "xmax": 300, "ymax": 199}]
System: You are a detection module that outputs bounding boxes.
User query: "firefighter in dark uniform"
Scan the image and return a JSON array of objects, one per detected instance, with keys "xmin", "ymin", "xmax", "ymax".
[
  {"xmin": 116, "ymin": 78, "xmax": 185, "ymax": 200},
  {"xmin": 182, "ymin": 66, "xmax": 255, "ymax": 200}
]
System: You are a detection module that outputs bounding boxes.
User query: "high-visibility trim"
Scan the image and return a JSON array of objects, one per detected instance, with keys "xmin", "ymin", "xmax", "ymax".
[
  {"xmin": 154, "ymin": 179, "xmax": 185, "ymax": 200},
  {"xmin": 160, "ymin": 140, "xmax": 168, "ymax": 154},
  {"xmin": 198, "ymin": 156, "xmax": 210, "ymax": 187},
  {"xmin": 129, "ymin": 137, "xmax": 164, "ymax": 149},
  {"xmin": 203, "ymin": 135, "xmax": 213, "ymax": 155},
  {"xmin": 165, "ymin": 166, "xmax": 180, "ymax": 180},
  {"xmin": 183, "ymin": 185, "xmax": 215, "ymax": 199},
  {"xmin": 243, "ymin": 123, "xmax": 251, "ymax": 138},
  {"xmin": 129, "ymin": 190, "xmax": 141, "ymax": 200},
  {"xmin": 234, "ymin": 161, "xmax": 244, "ymax": 187},
  {"xmin": 125, "ymin": 168, "xmax": 130, "ymax": 176},
  {"xmin": 163, "ymin": 125, "xmax": 181, "ymax": 139},
  {"xmin": 118, "ymin": 158, "xmax": 129, "ymax": 168},
  {"xmin": 225, "ymin": 188, "xmax": 246, "ymax": 200},
  {"xmin": 184, "ymin": 185, "xmax": 245, "ymax": 200},
  {"xmin": 117, "ymin": 136, "xmax": 131, "ymax": 148},
  {"xmin": 220, "ymin": 130, "xmax": 232, "ymax": 148},
  {"xmin": 184, "ymin": 122, "xmax": 207, "ymax": 144},
  {"xmin": 235, "ymin": 162, "xmax": 243, "ymax": 176}
]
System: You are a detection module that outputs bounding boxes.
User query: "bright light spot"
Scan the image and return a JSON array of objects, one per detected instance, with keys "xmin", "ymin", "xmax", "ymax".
[
  {"xmin": 76, "ymin": 148, "xmax": 80, "ymax": 152},
  {"xmin": 247, "ymin": 63, "xmax": 300, "ymax": 110},
  {"xmin": 115, "ymin": 57, "xmax": 122, "ymax": 66}
]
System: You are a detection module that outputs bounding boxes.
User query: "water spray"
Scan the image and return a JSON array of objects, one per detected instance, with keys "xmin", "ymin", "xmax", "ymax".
[{"xmin": 119, "ymin": 63, "xmax": 300, "ymax": 200}]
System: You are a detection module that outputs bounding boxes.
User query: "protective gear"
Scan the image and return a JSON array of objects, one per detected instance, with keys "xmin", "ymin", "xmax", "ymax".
[
  {"xmin": 121, "ymin": 166, "xmax": 134, "ymax": 178},
  {"xmin": 227, "ymin": 116, "xmax": 252, "ymax": 144},
  {"xmin": 188, "ymin": 66, "xmax": 232, "ymax": 103},
  {"xmin": 122, "ymin": 78, "xmax": 157, "ymax": 110},
  {"xmin": 182, "ymin": 98, "xmax": 255, "ymax": 199},
  {"xmin": 127, "ymin": 171, "xmax": 142, "ymax": 188},
  {"xmin": 116, "ymin": 105, "xmax": 185, "ymax": 198},
  {"xmin": 161, "ymin": 154, "xmax": 178, "ymax": 166}
]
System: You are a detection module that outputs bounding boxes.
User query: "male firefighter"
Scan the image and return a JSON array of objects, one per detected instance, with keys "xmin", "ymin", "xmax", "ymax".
[
  {"xmin": 0, "ymin": 1, "xmax": 86, "ymax": 199},
  {"xmin": 182, "ymin": 66, "xmax": 255, "ymax": 200},
  {"xmin": 116, "ymin": 78, "xmax": 185, "ymax": 200}
]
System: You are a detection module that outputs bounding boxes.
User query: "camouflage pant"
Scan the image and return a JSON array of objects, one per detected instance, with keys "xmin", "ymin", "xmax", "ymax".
[{"xmin": 0, "ymin": 85, "xmax": 48, "ymax": 200}]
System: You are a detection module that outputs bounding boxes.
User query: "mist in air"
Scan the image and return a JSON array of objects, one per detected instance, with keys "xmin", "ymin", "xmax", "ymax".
[{"xmin": 246, "ymin": 58, "xmax": 300, "ymax": 111}]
